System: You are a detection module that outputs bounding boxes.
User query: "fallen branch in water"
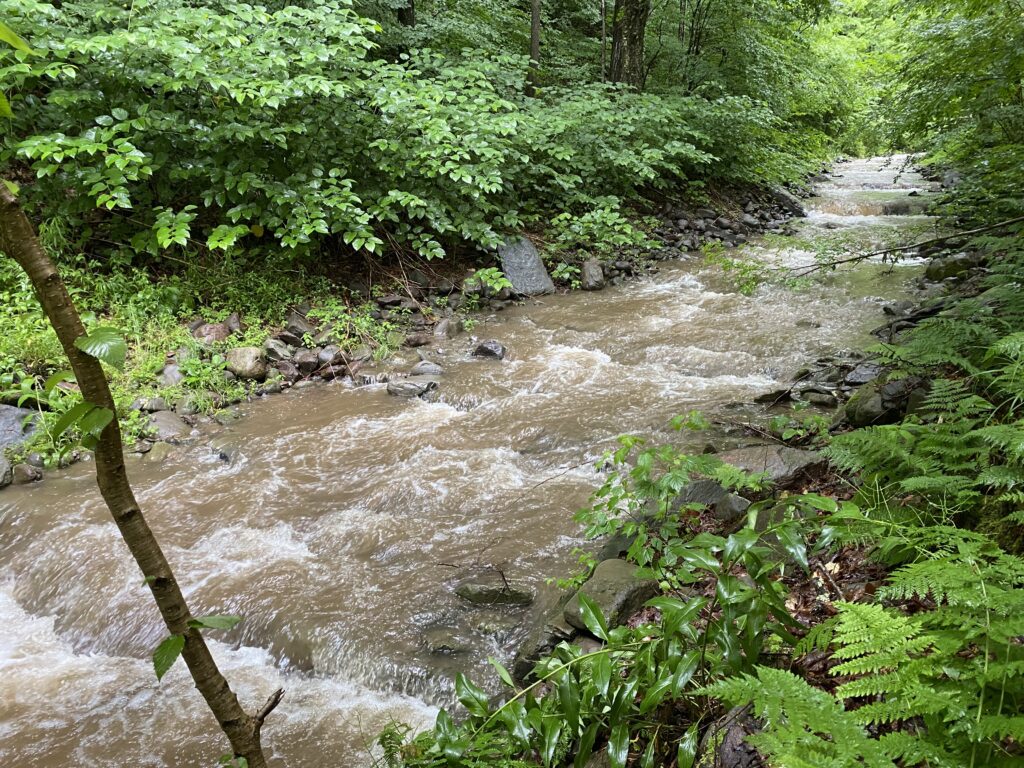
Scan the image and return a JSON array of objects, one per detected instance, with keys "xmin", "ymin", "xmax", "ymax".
[{"xmin": 788, "ymin": 214, "xmax": 1024, "ymax": 278}]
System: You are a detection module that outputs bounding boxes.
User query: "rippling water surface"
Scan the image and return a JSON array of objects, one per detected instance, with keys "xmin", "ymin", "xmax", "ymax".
[{"xmin": 0, "ymin": 156, "xmax": 940, "ymax": 766}]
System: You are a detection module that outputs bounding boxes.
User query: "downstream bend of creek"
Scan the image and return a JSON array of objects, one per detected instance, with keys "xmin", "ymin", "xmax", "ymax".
[{"xmin": 0, "ymin": 157, "xmax": 941, "ymax": 767}]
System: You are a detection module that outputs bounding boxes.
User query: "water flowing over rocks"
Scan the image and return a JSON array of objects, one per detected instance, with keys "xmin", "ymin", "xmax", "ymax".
[{"xmin": 0, "ymin": 156, "xmax": 947, "ymax": 766}]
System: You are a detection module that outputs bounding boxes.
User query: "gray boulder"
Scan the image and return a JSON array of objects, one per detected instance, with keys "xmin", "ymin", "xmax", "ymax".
[
  {"xmin": 455, "ymin": 574, "xmax": 533, "ymax": 606},
  {"xmin": 264, "ymin": 338, "xmax": 294, "ymax": 363},
  {"xmin": 285, "ymin": 309, "xmax": 316, "ymax": 339},
  {"xmin": 225, "ymin": 347, "xmax": 267, "ymax": 381},
  {"xmin": 0, "ymin": 455, "xmax": 12, "ymax": 489},
  {"xmin": 147, "ymin": 411, "xmax": 190, "ymax": 442},
  {"xmin": 845, "ymin": 362, "xmax": 883, "ymax": 386},
  {"xmin": 0, "ymin": 405, "xmax": 37, "ymax": 449},
  {"xmin": 411, "ymin": 360, "xmax": 444, "ymax": 376},
  {"xmin": 386, "ymin": 379, "xmax": 438, "ymax": 398},
  {"xmin": 581, "ymin": 260, "xmax": 605, "ymax": 291},
  {"xmin": 434, "ymin": 318, "xmax": 463, "ymax": 339},
  {"xmin": 714, "ymin": 445, "xmax": 826, "ymax": 487},
  {"xmin": 925, "ymin": 252, "xmax": 981, "ymax": 281},
  {"xmin": 563, "ymin": 559, "xmax": 658, "ymax": 634},
  {"xmin": 13, "ymin": 463, "xmax": 42, "ymax": 484},
  {"xmin": 156, "ymin": 364, "xmax": 184, "ymax": 388},
  {"xmin": 473, "ymin": 340, "xmax": 506, "ymax": 360},
  {"xmin": 192, "ymin": 322, "xmax": 230, "ymax": 345},
  {"xmin": 498, "ymin": 237, "xmax": 555, "ymax": 296},
  {"xmin": 293, "ymin": 348, "xmax": 320, "ymax": 375},
  {"xmin": 769, "ymin": 185, "xmax": 806, "ymax": 217}
]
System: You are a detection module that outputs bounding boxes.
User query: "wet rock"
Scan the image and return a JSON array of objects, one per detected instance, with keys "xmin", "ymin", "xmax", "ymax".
[
  {"xmin": 883, "ymin": 300, "xmax": 915, "ymax": 317},
  {"xmin": 434, "ymin": 318, "xmax": 463, "ymax": 339},
  {"xmin": 468, "ymin": 612, "xmax": 521, "ymax": 637},
  {"xmin": 156, "ymin": 364, "xmax": 184, "ymax": 388},
  {"xmin": 376, "ymin": 293, "xmax": 405, "ymax": 308},
  {"xmin": 925, "ymin": 252, "xmax": 982, "ymax": 281},
  {"xmin": 316, "ymin": 345, "xmax": 344, "ymax": 367},
  {"xmin": 697, "ymin": 706, "xmax": 762, "ymax": 768},
  {"xmin": 422, "ymin": 625, "xmax": 470, "ymax": 656},
  {"xmin": 140, "ymin": 396, "xmax": 169, "ymax": 413},
  {"xmin": 696, "ymin": 208, "xmax": 717, "ymax": 219},
  {"xmin": 264, "ymin": 338, "xmax": 294, "ymax": 363},
  {"xmin": 285, "ymin": 309, "xmax": 316, "ymax": 339},
  {"xmin": 293, "ymin": 348, "xmax": 320, "ymax": 375},
  {"xmin": 564, "ymin": 559, "xmax": 658, "ymax": 634},
  {"xmin": 754, "ymin": 389, "xmax": 791, "ymax": 405},
  {"xmin": 769, "ymin": 185, "xmax": 806, "ymax": 217},
  {"xmin": 225, "ymin": 347, "xmax": 267, "ymax": 381},
  {"xmin": 192, "ymin": 322, "xmax": 230, "ymax": 345},
  {"xmin": 386, "ymin": 379, "xmax": 438, "ymax": 398},
  {"xmin": 473, "ymin": 340, "xmax": 506, "ymax": 360},
  {"xmin": 499, "ymin": 236, "xmax": 556, "ymax": 296},
  {"xmin": 276, "ymin": 330, "xmax": 304, "ymax": 347},
  {"xmin": 845, "ymin": 362, "xmax": 883, "ymax": 386},
  {"xmin": 740, "ymin": 213, "xmax": 760, "ymax": 228},
  {"xmin": 581, "ymin": 260, "xmax": 606, "ymax": 291},
  {"xmin": 0, "ymin": 456, "xmax": 12, "ymax": 489},
  {"xmin": 0, "ymin": 405, "xmax": 37, "ymax": 449},
  {"xmin": 147, "ymin": 411, "xmax": 190, "ymax": 442},
  {"xmin": 803, "ymin": 390, "xmax": 839, "ymax": 408},
  {"xmin": 404, "ymin": 332, "xmax": 432, "ymax": 348},
  {"xmin": 512, "ymin": 587, "xmax": 577, "ymax": 682},
  {"xmin": 318, "ymin": 363, "xmax": 348, "ymax": 381},
  {"xmin": 411, "ymin": 360, "xmax": 443, "ymax": 376},
  {"xmin": 456, "ymin": 575, "xmax": 534, "ymax": 606},
  {"xmin": 714, "ymin": 445, "xmax": 826, "ymax": 487},
  {"xmin": 276, "ymin": 360, "xmax": 301, "ymax": 382},
  {"xmin": 677, "ymin": 479, "xmax": 751, "ymax": 526},
  {"xmin": 844, "ymin": 377, "xmax": 922, "ymax": 427}
]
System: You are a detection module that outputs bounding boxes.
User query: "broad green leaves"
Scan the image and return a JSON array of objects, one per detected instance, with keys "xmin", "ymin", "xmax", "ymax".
[
  {"xmin": 152, "ymin": 634, "xmax": 185, "ymax": 681},
  {"xmin": 74, "ymin": 326, "xmax": 127, "ymax": 370},
  {"xmin": 152, "ymin": 615, "xmax": 242, "ymax": 681}
]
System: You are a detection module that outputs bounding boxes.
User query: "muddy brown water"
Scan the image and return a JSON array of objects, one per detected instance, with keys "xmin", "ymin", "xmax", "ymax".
[{"xmin": 0, "ymin": 157, "xmax": 940, "ymax": 767}]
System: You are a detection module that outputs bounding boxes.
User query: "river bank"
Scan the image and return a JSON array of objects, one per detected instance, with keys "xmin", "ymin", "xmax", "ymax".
[{"xmin": 0, "ymin": 156, "xmax": 963, "ymax": 767}]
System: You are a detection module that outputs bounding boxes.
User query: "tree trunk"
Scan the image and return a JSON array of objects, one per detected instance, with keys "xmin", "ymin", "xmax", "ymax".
[
  {"xmin": 610, "ymin": 0, "xmax": 651, "ymax": 89},
  {"xmin": 601, "ymin": 0, "xmax": 607, "ymax": 80},
  {"xmin": 0, "ymin": 183, "xmax": 283, "ymax": 767},
  {"xmin": 397, "ymin": 0, "xmax": 415, "ymax": 27},
  {"xmin": 526, "ymin": 0, "xmax": 542, "ymax": 96}
]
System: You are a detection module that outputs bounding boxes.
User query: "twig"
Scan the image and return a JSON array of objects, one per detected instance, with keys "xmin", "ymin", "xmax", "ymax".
[
  {"xmin": 788, "ymin": 215, "xmax": 1024, "ymax": 278},
  {"xmin": 254, "ymin": 688, "xmax": 285, "ymax": 732}
]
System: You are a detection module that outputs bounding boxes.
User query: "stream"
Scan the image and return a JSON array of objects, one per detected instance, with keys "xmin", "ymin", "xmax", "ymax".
[{"xmin": 0, "ymin": 156, "xmax": 940, "ymax": 767}]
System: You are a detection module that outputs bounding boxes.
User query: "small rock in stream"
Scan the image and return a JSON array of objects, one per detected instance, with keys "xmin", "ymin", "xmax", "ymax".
[
  {"xmin": 386, "ymin": 379, "xmax": 438, "ymax": 398},
  {"xmin": 472, "ymin": 340, "xmax": 506, "ymax": 360}
]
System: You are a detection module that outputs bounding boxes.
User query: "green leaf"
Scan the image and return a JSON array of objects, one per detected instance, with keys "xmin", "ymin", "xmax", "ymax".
[
  {"xmin": 153, "ymin": 634, "xmax": 185, "ymax": 681},
  {"xmin": 676, "ymin": 725, "xmax": 699, "ymax": 768},
  {"xmin": 576, "ymin": 592, "xmax": 609, "ymax": 642},
  {"xmin": 776, "ymin": 524, "xmax": 809, "ymax": 571},
  {"xmin": 489, "ymin": 657, "xmax": 515, "ymax": 689},
  {"xmin": 541, "ymin": 718, "xmax": 563, "ymax": 767},
  {"xmin": 0, "ymin": 91, "xmax": 11, "ymax": 119},
  {"xmin": 52, "ymin": 401, "xmax": 93, "ymax": 439},
  {"xmin": 43, "ymin": 370, "xmax": 76, "ymax": 395},
  {"xmin": 608, "ymin": 722, "xmax": 629, "ymax": 768},
  {"xmin": 454, "ymin": 673, "xmax": 489, "ymax": 718},
  {"xmin": 574, "ymin": 722, "xmax": 599, "ymax": 768},
  {"xmin": 74, "ymin": 326, "xmax": 127, "ymax": 370},
  {"xmin": 0, "ymin": 21, "xmax": 32, "ymax": 53},
  {"xmin": 592, "ymin": 651, "xmax": 612, "ymax": 696},
  {"xmin": 77, "ymin": 405, "xmax": 114, "ymax": 438},
  {"xmin": 640, "ymin": 737, "xmax": 656, "ymax": 768},
  {"xmin": 188, "ymin": 615, "xmax": 242, "ymax": 631}
]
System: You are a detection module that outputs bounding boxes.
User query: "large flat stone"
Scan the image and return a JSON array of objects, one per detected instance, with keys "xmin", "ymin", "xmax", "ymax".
[
  {"xmin": 714, "ymin": 445, "xmax": 825, "ymax": 487},
  {"xmin": 563, "ymin": 558, "xmax": 658, "ymax": 633},
  {"xmin": 498, "ymin": 237, "xmax": 555, "ymax": 296},
  {"xmin": 0, "ymin": 405, "xmax": 36, "ymax": 449}
]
